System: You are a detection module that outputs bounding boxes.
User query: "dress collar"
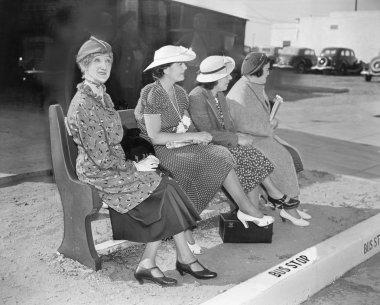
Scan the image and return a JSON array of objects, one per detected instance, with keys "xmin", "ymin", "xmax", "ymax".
[
  {"xmin": 78, "ymin": 81, "xmax": 112, "ymax": 109},
  {"xmin": 84, "ymin": 79, "xmax": 106, "ymax": 97}
]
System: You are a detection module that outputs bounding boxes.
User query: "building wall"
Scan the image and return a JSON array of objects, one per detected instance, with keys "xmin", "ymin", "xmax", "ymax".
[{"xmin": 270, "ymin": 10, "xmax": 380, "ymax": 62}]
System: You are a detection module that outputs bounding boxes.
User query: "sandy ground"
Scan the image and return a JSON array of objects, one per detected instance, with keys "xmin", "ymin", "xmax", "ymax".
[{"xmin": 1, "ymin": 170, "xmax": 379, "ymax": 305}]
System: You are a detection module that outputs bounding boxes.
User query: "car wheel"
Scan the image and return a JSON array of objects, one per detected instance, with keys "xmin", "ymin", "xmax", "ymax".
[
  {"xmin": 369, "ymin": 57, "xmax": 380, "ymax": 73},
  {"xmin": 318, "ymin": 56, "xmax": 328, "ymax": 66},
  {"xmin": 339, "ymin": 64, "xmax": 347, "ymax": 75},
  {"xmin": 365, "ymin": 75, "xmax": 372, "ymax": 82},
  {"xmin": 296, "ymin": 62, "xmax": 305, "ymax": 73}
]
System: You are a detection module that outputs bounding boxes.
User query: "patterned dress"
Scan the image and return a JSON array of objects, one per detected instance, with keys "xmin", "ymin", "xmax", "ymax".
[
  {"xmin": 188, "ymin": 86, "xmax": 274, "ymax": 194},
  {"xmin": 135, "ymin": 81, "xmax": 235, "ymax": 213},
  {"xmin": 66, "ymin": 82, "xmax": 200, "ymax": 242}
]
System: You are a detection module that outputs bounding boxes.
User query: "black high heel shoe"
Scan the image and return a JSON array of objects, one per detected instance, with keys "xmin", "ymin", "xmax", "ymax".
[
  {"xmin": 176, "ymin": 260, "xmax": 217, "ymax": 279},
  {"xmin": 134, "ymin": 266, "xmax": 177, "ymax": 287},
  {"xmin": 267, "ymin": 195, "xmax": 300, "ymax": 210}
]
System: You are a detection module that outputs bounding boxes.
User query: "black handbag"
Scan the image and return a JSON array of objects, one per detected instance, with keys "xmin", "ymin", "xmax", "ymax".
[
  {"xmin": 120, "ymin": 126, "xmax": 173, "ymax": 177},
  {"xmin": 219, "ymin": 210, "xmax": 273, "ymax": 243}
]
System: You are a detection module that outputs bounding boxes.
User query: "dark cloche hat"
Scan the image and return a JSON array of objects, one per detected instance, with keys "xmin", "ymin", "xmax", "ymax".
[
  {"xmin": 241, "ymin": 52, "xmax": 269, "ymax": 75},
  {"xmin": 76, "ymin": 36, "xmax": 112, "ymax": 63}
]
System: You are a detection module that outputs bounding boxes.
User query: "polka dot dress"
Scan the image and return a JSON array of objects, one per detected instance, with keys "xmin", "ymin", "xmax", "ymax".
[
  {"xmin": 229, "ymin": 146, "xmax": 274, "ymax": 193},
  {"xmin": 214, "ymin": 95, "xmax": 274, "ymax": 194},
  {"xmin": 136, "ymin": 82, "xmax": 235, "ymax": 213}
]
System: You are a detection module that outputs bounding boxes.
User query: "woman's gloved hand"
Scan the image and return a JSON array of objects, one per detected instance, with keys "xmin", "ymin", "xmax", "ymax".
[{"xmin": 133, "ymin": 155, "xmax": 160, "ymax": 171}]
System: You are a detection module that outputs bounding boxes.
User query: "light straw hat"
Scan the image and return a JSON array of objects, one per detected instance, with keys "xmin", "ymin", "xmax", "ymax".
[
  {"xmin": 144, "ymin": 45, "xmax": 196, "ymax": 72},
  {"xmin": 196, "ymin": 56, "xmax": 235, "ymax": 83}
]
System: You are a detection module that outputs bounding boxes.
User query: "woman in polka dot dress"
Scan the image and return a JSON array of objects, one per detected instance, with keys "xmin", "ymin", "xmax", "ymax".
[
  {"xmin": 189, "ymin": 55, "xmax": 301, "ymax": 213},
  {"xmin": 135, "ymin": 46, "xmax": 275, "ymax": 253}
]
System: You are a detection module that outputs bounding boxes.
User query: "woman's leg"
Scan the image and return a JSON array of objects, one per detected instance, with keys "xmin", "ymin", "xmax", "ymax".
[
  {"xmin": 184, "ymin": 229, "xmax": 204, "ymax": 254},
  {"xmin": 262, "ymin": 177, "xmax": 301, "ymax": 219},
  {"xmin": 135, "ymin": 240, "xmax": 178, "ymax": 286},
  {"xmin": 136, "ymin": 241, "xmax": 164, "ymax": 277},
  {"xmin": 247, "ymin": 187, "xmax": 260, "ymax": 209},
  {"xmin": 223, "ymin": 169, "xmax": 264, "ymax": 218},
  {"xmin": 173, "ymin": 232, "xmax": 203, "ymax": 271},
  {"xmin": 184, "ymin": 229, "xmax": 195, "ymax": 244},
  {"xmin": 173, "ymin": 231, "xmax": 216, "ymax": 279}
]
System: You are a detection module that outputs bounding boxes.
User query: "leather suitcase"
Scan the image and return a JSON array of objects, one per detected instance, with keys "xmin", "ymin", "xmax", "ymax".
[{"xmin": 219, "ymin": 211, "xmax": 273, "ymax": 243}]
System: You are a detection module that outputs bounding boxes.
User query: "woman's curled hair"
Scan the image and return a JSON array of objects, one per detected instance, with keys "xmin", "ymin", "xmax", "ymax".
[
  {"xmin": 151, "ymin": 63, "xmax": 173, "ymax": 80},
  {"xmin": 197, "ymin": 81, "xmax": 218, "ymax": 90},
  {"xmin": 77, "ymin": 53, "xmax": 114, "ymax": 74}
]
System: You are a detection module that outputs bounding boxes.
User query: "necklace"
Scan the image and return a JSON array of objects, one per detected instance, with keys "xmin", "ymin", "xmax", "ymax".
[
  {"xmin": 214, "ymin": 96, "xmax": 225, "ymax": 129},
  {"xmin": 168, "ymin": 86, "xmax": 182, "ymax": 120}
]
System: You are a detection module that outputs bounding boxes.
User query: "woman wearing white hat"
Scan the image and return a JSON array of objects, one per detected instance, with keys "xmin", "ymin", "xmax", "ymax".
[
  {"xmin": 135, "ymin": 46, "xmax": 275, "ymax": 253},
  {"xmin": 189, "ymin": 55, "xmax": 308, "ymax": 227}
]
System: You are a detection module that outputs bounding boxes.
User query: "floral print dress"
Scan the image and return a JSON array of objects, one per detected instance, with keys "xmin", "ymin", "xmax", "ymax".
[{"xmin": 66, "ymin": 82, "xmax": 161, "ymax": 214}]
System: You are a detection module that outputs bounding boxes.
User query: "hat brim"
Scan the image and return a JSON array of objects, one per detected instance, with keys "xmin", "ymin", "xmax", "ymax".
[
  {"xmin": 143, "ymin": 52, "xmax": 196, "ymax": 72},
  {"xmin": 196, "ymin": 59, "xmax": 235, "ymax": 83}
]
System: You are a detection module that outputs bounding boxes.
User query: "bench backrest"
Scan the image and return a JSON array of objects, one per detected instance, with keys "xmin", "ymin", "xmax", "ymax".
[
  {"xmin": 118, "ymin": 109, "xmax": 138, "ymax": 129},
  {"xmin": 49, "ymin": 104, "xmax": 82, "ymax": 183}
]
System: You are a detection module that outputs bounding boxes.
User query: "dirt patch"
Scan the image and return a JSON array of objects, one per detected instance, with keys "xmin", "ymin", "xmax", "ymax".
[{"xmin": 0, "ymin": 170, "xmax": 379, "ymax": 305}]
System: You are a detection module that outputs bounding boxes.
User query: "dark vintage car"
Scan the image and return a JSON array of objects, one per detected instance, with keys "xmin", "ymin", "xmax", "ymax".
[
  {"xmin": 273, "ymin": 46, "xmax": 317, "ymax": 73},
  {"xmin": 311, "ymin": 47, "xmax": 363, "ymax": 75},
  {"xmin": 361, "ymin": 53, "xmax": 380, "ymax": 82}
]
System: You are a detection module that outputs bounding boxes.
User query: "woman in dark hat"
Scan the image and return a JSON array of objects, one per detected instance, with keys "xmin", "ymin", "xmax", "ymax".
[
  {"xmin": 135, "ymin": 46, "xmax": 275, "ymax": 255},
  {"xmin": 66, "ymin": 37, "xmax": 217, "ymax": 287},
  {"xmin": 227, "ymin": 52, "xmax": 311, "ymax": 226},
  {"xmin": 188, "ymin": 55, "xmax": 303, "ymax": 223}
]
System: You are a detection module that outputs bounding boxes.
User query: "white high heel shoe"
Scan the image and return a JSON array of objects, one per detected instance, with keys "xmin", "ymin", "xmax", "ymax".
[
  {"xmin": 237, "ymin": 210, "xmax": 275, "ymax": 228},
  {"xmin": 280, "ymin": 209, "xmax": 309, "ymax": 226},
  {"xmin": 187, "ymin": 242, "xmax": 203, "ymax": 255},
  {"xmin": 297, "ymin": 209, "xmax": 312, "ymax": 220}
]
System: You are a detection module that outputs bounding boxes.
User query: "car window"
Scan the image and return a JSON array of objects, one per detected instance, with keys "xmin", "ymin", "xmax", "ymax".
[
  {"xmin": 281, "ymin": 47, "xmax": 300, "ymax": 55},
  {"xmin": 305, "ymin": 50, "xmax": 310, "ymax": 55},
  {"xmin": 322, "ymin": 48, "xmax": 336, "ymax": 56},
  {"xmin": 345, "ymin": 50, "xmax": 350, "ymax": 56}
]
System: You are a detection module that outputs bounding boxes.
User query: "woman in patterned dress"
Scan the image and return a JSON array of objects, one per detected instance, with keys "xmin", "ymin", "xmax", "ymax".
[
  {"xmin": 135, "ymin": 45, "xmax": 275, "ymax": 253},
  {"xmin": 66, "ymin": 37, "xmax": 217, "ymax": 287},
  {"xmin": 189, "ymin": 55, "xmax": 306, "ymax": 226}
]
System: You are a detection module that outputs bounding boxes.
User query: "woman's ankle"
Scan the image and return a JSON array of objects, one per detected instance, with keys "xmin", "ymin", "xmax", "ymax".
[
  {"xmin": 285, "ymin": 208, "xmax": 301, "ymax": 219},
  {"xmin": 138, "ymin": 258, "xmax": 156, "ymax": 269},
  {"xmin": 239, "ymin": 207, "xmax": 264, "ymax": 218}
]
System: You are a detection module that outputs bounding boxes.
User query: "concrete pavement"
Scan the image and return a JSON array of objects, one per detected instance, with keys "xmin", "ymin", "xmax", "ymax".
[{"xmin": 1, "ymin": 78, "xmax": 380, "ymax": 305}]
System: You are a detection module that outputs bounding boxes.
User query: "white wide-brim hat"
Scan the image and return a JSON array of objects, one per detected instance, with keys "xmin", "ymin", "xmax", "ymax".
[
  {"xmin": 196, "ymin": 56, "xmax": 235, "ymax": 83},
  {"xmin": 144, "ymin": 45, "xmax": 196, "ymax": 72}
]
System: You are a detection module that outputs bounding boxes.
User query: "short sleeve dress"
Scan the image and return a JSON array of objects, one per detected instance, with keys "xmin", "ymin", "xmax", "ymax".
[
  {"xmin": 135, "ymin": 81, "xmax": 235, "ymax": 213},
  {"xmin": 66, "ymin": 82, "xmax": 200, "ymax": 242}
]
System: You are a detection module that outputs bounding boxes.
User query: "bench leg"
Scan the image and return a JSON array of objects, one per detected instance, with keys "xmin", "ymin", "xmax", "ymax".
[{"xmin": 58, "ymin": 209, "xmax": 101, "ymax": 271}]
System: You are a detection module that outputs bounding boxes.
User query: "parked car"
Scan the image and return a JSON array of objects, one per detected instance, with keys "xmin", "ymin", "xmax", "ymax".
[
  {"xmin": 312, "ymin": 47, "xmax": 363, "ymax": 75},
  {"xmin": 361, "ymin": 52, "xmax": 380, "ymax": 82},
  {"xmin": 273, "ymin": 47, "xmax": 317, "ymax": 73}
]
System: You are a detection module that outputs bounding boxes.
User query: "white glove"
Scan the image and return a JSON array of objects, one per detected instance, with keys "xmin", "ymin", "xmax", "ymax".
[{"xmin": 133, "ymin": 155, "xmax": 159, "ymax": 171}]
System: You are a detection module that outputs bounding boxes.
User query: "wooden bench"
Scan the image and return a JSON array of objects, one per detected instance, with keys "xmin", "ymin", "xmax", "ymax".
[{"xmin": 48, "ymin": 104, "xmax": 137, "ymax": 271}]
